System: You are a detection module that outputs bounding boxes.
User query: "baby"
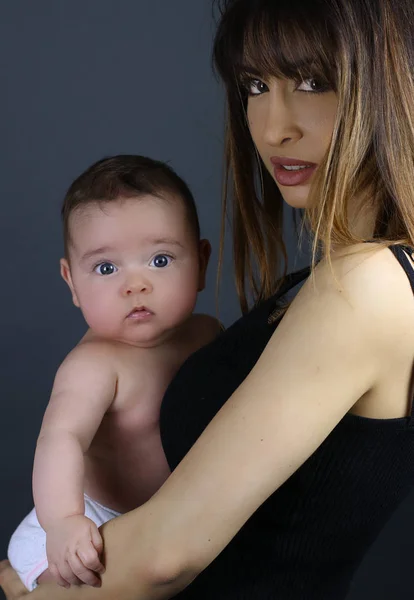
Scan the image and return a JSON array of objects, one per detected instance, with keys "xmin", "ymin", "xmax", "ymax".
[{"xmin": 7, "ymin": 155, "xmax": 220, "ymax": 591}]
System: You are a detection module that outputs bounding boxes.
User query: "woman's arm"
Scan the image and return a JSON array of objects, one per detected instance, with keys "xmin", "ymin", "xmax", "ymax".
[
  {"xmin": 1, "ymin": 511, "xmax": 193, "ymax": 600},
  {"xmin": 4, "ymin": 246, "xmax": 414, "ymax": 600},
  {"xmin": 0, "ymin": 560, "xmax": 27, "ymax": 600},
  {"xmin": 136, "ymin": 246, "xmax": 414, "ymax": 580}
]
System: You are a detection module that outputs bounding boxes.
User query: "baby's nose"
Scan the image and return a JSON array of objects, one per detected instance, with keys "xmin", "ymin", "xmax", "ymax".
[{"xmin": 122, "ymin": 275, "xmax": 153, "ymax": 296}]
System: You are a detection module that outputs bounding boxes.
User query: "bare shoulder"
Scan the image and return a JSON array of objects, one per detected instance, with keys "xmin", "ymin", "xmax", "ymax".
[
  {"xmin": 41, "ymin": 339, "xmax": 119, "ymax": 438},
  {"xmin": 190, "ymin": 313, "xmax": 222, "ymax": 335},
  {"xmin": 298, "ymin": 243, "xmax": 414, "ymax": 356},
  {"xmin": 186, "ymin": 313, "xmax": 222, "ymax": 347},
  {"xmin": 54, "ymin": 337, "xmax": 119, "ymax": 383}
]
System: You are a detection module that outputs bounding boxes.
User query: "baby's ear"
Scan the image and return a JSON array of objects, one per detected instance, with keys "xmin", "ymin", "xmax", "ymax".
[
  {"xmin": 197, "ymin": 239, "xmax": 212, "ymax": 292},
  {"xmin": 60, "ymin": 258, "xmax": 80, "ymax": 307}
]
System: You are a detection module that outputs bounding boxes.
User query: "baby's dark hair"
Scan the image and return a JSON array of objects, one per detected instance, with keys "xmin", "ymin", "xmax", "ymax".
[{"xmin": 62, "ymin": 154, "xmax": 200, "ymax": 256}]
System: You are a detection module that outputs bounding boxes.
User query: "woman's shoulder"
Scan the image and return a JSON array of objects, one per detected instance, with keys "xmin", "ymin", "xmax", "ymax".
[
  {"xmin": 301, "ymin": 243, "xmax": 414, "ymax": 358},
  {"xmin": 255, "ymin": 243, "xmax": 414, "ymax": 422},
  {"xmin": 313, "ymin": 242, "xmax": 413, "ymax": 299}
]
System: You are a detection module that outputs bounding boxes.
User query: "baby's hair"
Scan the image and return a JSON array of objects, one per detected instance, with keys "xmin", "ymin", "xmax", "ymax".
[{"xmin": 62, "ymin": 155, "xmax": 200, "ymax": 256}]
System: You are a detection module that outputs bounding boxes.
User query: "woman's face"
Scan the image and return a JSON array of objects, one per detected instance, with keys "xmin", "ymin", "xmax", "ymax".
[{"xmin": 246, "ymin": 74, "xmax": 338, "ymax": 209}]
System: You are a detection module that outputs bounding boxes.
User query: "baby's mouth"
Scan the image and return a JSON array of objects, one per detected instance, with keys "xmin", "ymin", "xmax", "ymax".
[{"xmin": 127, "ymin": 306, "xmax": 154, "ymax": 319}]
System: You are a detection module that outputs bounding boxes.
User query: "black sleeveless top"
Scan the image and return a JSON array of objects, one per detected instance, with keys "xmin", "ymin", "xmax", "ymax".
[{"xmin": 159, "ymin": 245, "xmax": 414, "ymax": 600}]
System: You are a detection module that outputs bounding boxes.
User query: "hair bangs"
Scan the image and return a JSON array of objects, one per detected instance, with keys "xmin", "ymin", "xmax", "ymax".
[{"xmin": 214, "ymin": 0, "xmax": 339, "ymax": 92}]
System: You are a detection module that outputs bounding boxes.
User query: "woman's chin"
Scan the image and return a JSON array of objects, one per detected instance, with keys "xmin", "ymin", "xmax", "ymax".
[{"xmin": 279, "ymin": 188, "xmax": 311, "ymax": 209}]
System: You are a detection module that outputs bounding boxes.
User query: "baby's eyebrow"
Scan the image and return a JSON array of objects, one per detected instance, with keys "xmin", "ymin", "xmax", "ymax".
[
  {"xmin": 79, "ymin": 239, "xmax": 185, "ymax": 263},
  {"xmin": 80, "ymin": 246, "xmax": 114, "ymax": 263},
  {"xmin": 148, "ymin": 238, "xmax": 185, "ymax": 249}
]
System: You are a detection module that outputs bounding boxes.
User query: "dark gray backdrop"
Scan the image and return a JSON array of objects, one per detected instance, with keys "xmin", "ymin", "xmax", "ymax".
[{"xmin": 1, "ymin": 2, "xmax": 413, "ymax": 599}]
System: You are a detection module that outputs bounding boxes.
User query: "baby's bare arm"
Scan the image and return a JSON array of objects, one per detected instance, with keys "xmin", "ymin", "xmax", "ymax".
[{"xmin": 33, "ymin": 342, "xmax": 118, "ymax": 531}]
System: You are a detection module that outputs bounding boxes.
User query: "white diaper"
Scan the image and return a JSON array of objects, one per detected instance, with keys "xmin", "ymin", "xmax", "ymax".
[{"xmin": 7, "ymin": 494, "xmax": 121, "ymax": 591}]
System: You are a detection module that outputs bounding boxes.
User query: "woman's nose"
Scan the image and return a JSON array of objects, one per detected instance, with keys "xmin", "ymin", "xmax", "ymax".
[{"xmin": 262, "ymin": 89, "xmax": 302, "ymax": 148}]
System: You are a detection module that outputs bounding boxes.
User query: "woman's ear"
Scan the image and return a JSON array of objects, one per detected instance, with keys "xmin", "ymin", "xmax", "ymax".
[
  {"xmin": 60, "ymin": 258, "xmax": 80, "ymax": 307},
  {"xmin": 197, "ymin": 239, "xmax": 212, "ymax": 292}
]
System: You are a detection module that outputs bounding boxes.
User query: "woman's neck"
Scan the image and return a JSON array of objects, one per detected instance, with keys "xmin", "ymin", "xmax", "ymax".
[{"xmin": 329, "ymin": 191, "xmax": 378, "ymax": 255}]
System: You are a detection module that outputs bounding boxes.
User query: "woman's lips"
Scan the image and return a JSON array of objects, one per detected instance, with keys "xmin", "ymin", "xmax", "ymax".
[{"xmin": 270, "ymin": 156, "xmax": 317, "ymax": 187}]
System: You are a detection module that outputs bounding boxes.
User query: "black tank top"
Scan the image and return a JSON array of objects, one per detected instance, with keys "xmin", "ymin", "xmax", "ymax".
[{"xmin": 160, "ymin": 245, "xmax": 414, "ymax": 600}]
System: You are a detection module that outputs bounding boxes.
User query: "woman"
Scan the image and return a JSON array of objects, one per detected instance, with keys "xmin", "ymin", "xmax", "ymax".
[{"xmin": 2, "ymin": 0, "xmax": 414, "ymax": 598}]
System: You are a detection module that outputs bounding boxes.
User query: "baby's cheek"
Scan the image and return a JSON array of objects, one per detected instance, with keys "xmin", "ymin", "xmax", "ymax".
[
  {"xmin": 171, "ymin": 286, "xmax": 199, "ymax": 319},
  {"xmin": 80, "ymin": 298, "xmax": 118, "ymax": 332}
]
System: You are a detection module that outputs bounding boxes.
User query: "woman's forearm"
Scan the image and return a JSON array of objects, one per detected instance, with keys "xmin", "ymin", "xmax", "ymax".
[
  {"xmin": 97, "ymin": 510, "xmax": 196, "ymax": 599},
  {"xmin": 12, "ymin": 509, "xmax": 196, "ymax": 600}
]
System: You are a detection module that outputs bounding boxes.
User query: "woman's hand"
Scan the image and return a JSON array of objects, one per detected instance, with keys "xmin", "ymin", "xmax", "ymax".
[
  {"xmin": 0, "ymin": 560, "xmax": 28, "ymax": 600},
  {"xmin": 0, "ymin": 509, "xmax": 193, "ymax": 600}
]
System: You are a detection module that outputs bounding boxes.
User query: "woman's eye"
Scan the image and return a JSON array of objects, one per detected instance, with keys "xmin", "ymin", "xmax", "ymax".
[
  {"xmin": 94, "ymin": 262, "xmax": 117, "ymax": 275},
  {"xmin": 243, "ymin": 78, "xmax": 268, "ymax": 96},
  {"xmin": 150, "ymin": 254, "xmax": 172, "ymax": 268},
  {"xmin": 297, "ymin": 78, "xmax": 330, "ymax": 93}
]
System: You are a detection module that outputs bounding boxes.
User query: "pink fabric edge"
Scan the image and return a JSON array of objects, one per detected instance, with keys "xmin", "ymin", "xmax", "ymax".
[{"xmin": 25, "ymin": 558, "xmax": 48, "ymax": 591}]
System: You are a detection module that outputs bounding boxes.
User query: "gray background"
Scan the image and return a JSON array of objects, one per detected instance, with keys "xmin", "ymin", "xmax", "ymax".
[{"xmin": 0, "ymin": 2, "xmax": 413, "ymax": 598}]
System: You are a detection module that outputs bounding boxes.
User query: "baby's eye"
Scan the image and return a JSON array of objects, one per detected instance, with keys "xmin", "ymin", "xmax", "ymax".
[
  {"xmin": 150, "ymin": 254, "xmax": 173, "ymax": 268},
  {"xmin": 94, "ymin": 262, "xmax": 117, "ymax": 275}
]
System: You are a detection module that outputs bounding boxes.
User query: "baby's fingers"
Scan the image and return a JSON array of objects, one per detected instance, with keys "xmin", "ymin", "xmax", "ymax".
[
  {"xmin": 90, "ymin": 526, "xmax": 104, "ymax": 556},
  {"xmin": 68, "ymin": 552, "xmax": 101, "ymax": 588},
  {"xmin": 78, "ymin": 540, "xmax": 105, "ymax": 575},
  {"xmin": 48, "ymin": 562, "xmax": 74, "ymax": 588}
]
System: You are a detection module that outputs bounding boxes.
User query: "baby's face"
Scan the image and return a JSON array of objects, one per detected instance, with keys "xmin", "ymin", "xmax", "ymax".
[{"xmin": 61, "ymin": 195, "xmax": 206, "ymax": 347}]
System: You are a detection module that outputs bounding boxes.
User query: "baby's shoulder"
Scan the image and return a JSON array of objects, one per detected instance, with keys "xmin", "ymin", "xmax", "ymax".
[
  {"xmin": 49, "ymin": 339, "xmax": 119, "ymax": 410},
  {"xmin": 59, "ymin": 337, "xmax": 120, "ymax": 376},
  {"xmin": 186, "ymin": 313, "xmax": 223, "ymax": 344}
]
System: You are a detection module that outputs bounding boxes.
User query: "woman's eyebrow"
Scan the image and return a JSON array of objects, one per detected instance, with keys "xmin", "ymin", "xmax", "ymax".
[{"xmin": 236, "ymin": 64, "xmax": 263, "ymax": 76}]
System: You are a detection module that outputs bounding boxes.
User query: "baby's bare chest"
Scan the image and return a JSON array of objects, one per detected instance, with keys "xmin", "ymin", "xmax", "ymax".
[
  {"xmin": 84, "ymin": 349, "xmax": 181, "ymax": 508},
  {"xmin": 90, "ymin": 346, "xmax": 187, "ymax": 455}
]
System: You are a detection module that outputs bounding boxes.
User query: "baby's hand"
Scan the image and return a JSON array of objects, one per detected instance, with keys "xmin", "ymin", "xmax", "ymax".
[{"xmin": 45, "ymin": 514, "xmax": 105, "ymax": 588}]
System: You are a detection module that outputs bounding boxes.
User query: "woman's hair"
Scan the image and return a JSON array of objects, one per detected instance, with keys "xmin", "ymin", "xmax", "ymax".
[
  {"xmin": 213, "ymin": 0, "xmax": 414, "ymax": 313},
  {"xmin": 61, "ymin": 155, "xmax": 200, "ymax": 257}
]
